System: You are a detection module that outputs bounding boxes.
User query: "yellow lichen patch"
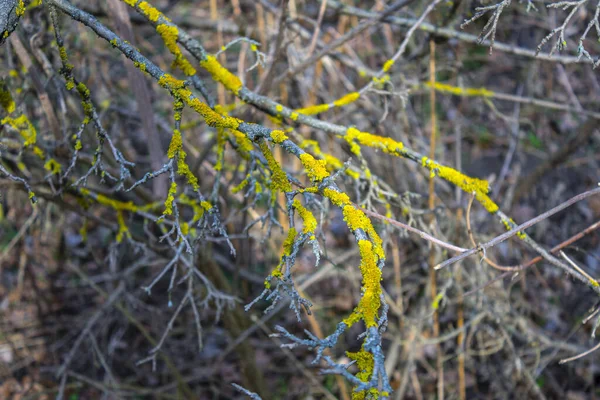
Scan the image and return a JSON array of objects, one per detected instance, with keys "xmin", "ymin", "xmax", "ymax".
[
  {"xmin": 232, "ymin": 175, "xmax": 250, "ymax": 194},
  {"xmin": 346, "ymin": 348, "xmax": 383, "ymax": 400},
  {"xmin": 323, "ymin": 188, "xmax": 351, "ymax": 207},
  {"xmin": 156, "ymin": 24, "xmax": 196, "ymax": 76},
  {"xmin": 422, "ymin": 158, "xmax": 499, "ymax": 213},
  {"xmin": 275, "ymin": 104, "xmax": 283, "ymax": 113},
  {"xmin": 502, "ymin": 217, "xmax": 526, "ymax": 240},
  {"xmin": 167, "ymin": 128, "xmax": 183, "ymax": 158},
  {"xmin": 0, "ymin": 80, "xmax": 16, "ymax": 113},
  {"xmin": 426, "ymin": 81, "xmax": 494, "ymax": 97},
  {"xmin": 292, "ymin": 199, "xmax": 317, "ymax": 235},
  {"xmin": 138, "ymin": 1, "xmax": 161, "ymax": 22},
  {"xmin": 343, "ymin": 240, "xmax": 382, "ymax": 328},
  {"xmin": 163, "ymin": 181, "xmax": 178, "ymax": 215},
  {"xmin": 133, "ymin": 61, "xmax": 147, "ymax": 72},
  {"xmin": 178, "ymin": 194, "xmax": 212, "ymax": 222},
  {"xmin": 283, "ymin": 227, "xmax": 297, "ymax": 257},
  {"xmin": 372, "ymin": 74, "xmax": 390, "ymax": 87},
  {"xmin": 259, "ymin": 141, "xmax": 292, "ymax": 192},
  {"xmin": 16, "ymin": 0, "xmax": 25, "ymax": 16},
  {"xmin": 166, "ymin": 129, "xmax": 199, "ymax": 189},
  {"xmin": 158, "ymin": 73, "xmax": 186, "ymax": 91},
  {"xmin": 32, "ymin": 146, "xmax": 44, "ymax": 159},
  {"xmin": 382, "ymin": 59, "xmax": 395, "ymax": 72},
  {"xmin": 185, "ymin": 94, "xmax": 241, "ymax": 129},
  {"xmin": 342, "ymin": 205, "xmax": 384, "ymax": 260},
  {"xmin": 80, "ymin": 188, "xmax": 139, "ymax": 212},
  {"xmin": 333, "ymin": 92, "xmax": 360, "ymax": 107},
  {"xmin": 200, "ymin": 55, "xmax": 243, "ymax": 94},
  {"xmin": 266, "ymin": 226, "xmax": 298, "ymax": 288},
  {"xmin": 295, "ymin": 103, "xmax": 329, "ymax": 116},
  {"xmin": 299, "ymin": 153, "xmax": 329, "ymax": 182},
  {"xmin": 230, "ymin": 129, "xmax": 254, "ymax": 153},
  {"xmin": 2, "ymin": 114, "xmax": 37, "ymax": 147},
  {"xmin": 44, "ymin": 159, "xmax": 62, "ymax": 175},
  {"xmin": 180, "ymin": 222, "xmax": 189, "ymax": 236},
  {"xmin": 290, "ymin": 112, "xmax": 299, "ymax": 121},
  {"xmin": 177, "ymin": 153, "xmax": 199, "ymax": 190},
  {"xmin": 346, "ymin": 127, "xmax": 404, "ymax": 156},
  {"xmin": 116, "ymin": 211, "xmax": 131, "ymax": 243},
  {"xmin": 270, "ymin": 129, "xmax": 288, "ymax": 144}
]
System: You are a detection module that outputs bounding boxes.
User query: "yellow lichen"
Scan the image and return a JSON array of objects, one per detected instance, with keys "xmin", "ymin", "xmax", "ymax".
[
  {"xmin": 163, "ymin": 181, "xmax": 178, "ymax": 215},
  {"xmin": 333, "ymin": 92, "xmax": 360, "ymax": 107},
  {"xmin": 44, "ymin": 158, "xmax": 62, "ymax": 175},
  {"xmin": 299, "ymin": 153, "xmax": 329, "ymax": 182},
  {"xmin": 0, "ymin": 82, "xmax": 15, "ymax": 113},
  {"xmin": 293, "ymin": 199, "xmax": 317, "ymax": 234},
  {"xmin": 138, "ymin": 1, "xmax": 161, "ymax": 22},
  {"xmin": 116, "ymin": 211, "xmax": 131, "ymax": 243},
  {"xmin": 156, "ymin": 24, "xmax": 196, "ymax": 76},
  {"xmin": 282, "ymin": 227, "xmax": 297, "ymax": 257},
  {"xmin": 259, "ymin": 141, "xmax": 292, "ymax": 192},
  {"xmin": 323, "ymin": 188, "xmax": 350, "ymax": 207},
  {"xmin": 382, "ymin": 59, "xmax": 395, "ymax": 72},
  {"xmin": 270, "ymin": 129, "xmax": 288, "ymax": 144},
  {"xmin": 165, "ymin": 129, "xmax": 199, "ymax": 191},
  {"xmin": 200, "ymin": 55, "xmax": 243, "ymax": 94},
  {"xmin": 346, "ymin": 127, "xmax": 404, "ymax": 156},
  {"xmin": 230, "ymin": 129, "xmax": 254, "ymax": 153},
  {"xmin": 16, "ymin": 0, "xmax": 25, "ymax": 16},
  {"xmin": 422, "ymin": 158, "xmax": 499, "ymax": 213},
  {"xmin": 343, "ymin": 239, "xmax": 382, "ymax": 328},
  {"xmin": 295, "ymin": 103, "xmax": 329, "ymax": 116},
  {"xmin": 426, "ymin": 82, "xmax": 494, "ymax": 97},
  {"xmin": 80, "ymin": 188, "xmax": 139, "ymax": 212},
  {"xmin": 2, "ymin": 114, "xmax": 37, "ymax": 147}
]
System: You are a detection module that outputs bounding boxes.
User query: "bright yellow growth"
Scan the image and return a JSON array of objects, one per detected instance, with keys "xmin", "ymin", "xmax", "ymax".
[
  {"xmin": 16, "ymin": 0, "xmax": 25, "ymax": 16},
  {"xmin": 502, "ymin": 217, "xmax": 526, "ymax": 239},
  {"xmin": 44, "ymin": 159, "xmax": 62, "ymax": 175},
  {"xmin": 346, "ymin": 127, "xmax": 404, "ymax": 156},
  {"xmin": 158, "ymin": 74, "xmax": 242, "ymax": 129},
  {"xmin": 0, "ymin": 83, "xmax": 15, "ymax": 113},
  {"xmin": 80, "ymin": 188, "xmax": 139, "ymax": 212},
  {"xmin": 163, "ymin": 182, "xmax": 178, "ymax": 215},
  {"xmin": 167, "ymin": 128, "xmax": 183, "ymax": 158},
  {"xmin": 178, "ymin": 194, "xmax": 212, "ymax": 222},
  {"xmin": 299, "ymin": 153, "xmax": 329, "ymax": 182},
  {"xmin": 421, "ymin": 157, "xmax": 499, "ymax": 213},
  {"xmin": 116, "ymin": 211, "xmax": 131, "ymax": 243},
  {"xmin": 2, "ymin": 114, "xmax": 37, "ymax": 147},
  {"xmin": 343, "ymin": 240, "xmax": 382, "ymax": 328},
  {"xmin": 333, "ymin": 92, "xmax": 360, "ymax": 107},
  {"xmin": 200, "ymin": 55, "xmax": 243, "ymax": 94},
  {"xmin": 167, "ymin": 129, "xmax": 199, "ymax": 190},
  {"xmin": 342, "ymin": 205, "xmax": 384, "ymax": 260},
  {"xmin": 292, "ymin": 199, "xmax": 317, "ymax": 234},
  {"xmin": 382, "ymin": 59, "xmax": 395, "ymax": 72},
  {"xmin": 295, "ymin": 103, "xmax": 329, "ymax": 116},
  {"xmin": 323, "ymin": 188, "xmax": 350, "ymax": 207},
  {"xmin": 426, "ymin": 82, "xmax": 494, "ymax": 97},
  {"xmin": 230, "ymin": 129, "xmax": 254, "ymax": 153},
  {"xmin": 346, "ymin": 348, "xmax": 383, "ymax": 400},
  {"xmin": 259, "ymin": 141, "xmax": 292, "ymax": 192},
  {"xmin": 270, "ymin": 129, "xmax": 288, "ymax": 143},
  {"xmin": 138, "ymin": 1, "xmax": 161, "ymax": 22},
  {"xmin": 156, "ymin": 24, "xmax": 196, "ymax": 76}
]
